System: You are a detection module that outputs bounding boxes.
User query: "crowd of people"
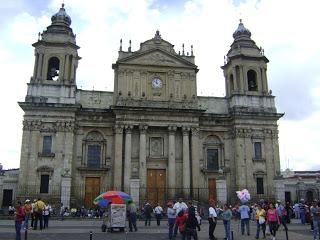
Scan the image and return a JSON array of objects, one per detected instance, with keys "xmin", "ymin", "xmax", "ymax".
[{"xmin": 9, "ymin": 197, "xmax": 320, "ymax": 240}]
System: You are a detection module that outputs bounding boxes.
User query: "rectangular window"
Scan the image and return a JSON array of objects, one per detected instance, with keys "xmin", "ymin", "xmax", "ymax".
[
  {"xmin": 42, "ymin": 136, "xmax": 52, "ymax": 154},
  {"xmin": 40, "ymin": 175, "xmax": 49, "ymax": 193},
  {"xmin": 254, "ymin": 142, "xmax": 262, "ymax": 159},
  {"xmin": 207, "ymin": 149, "xmax": 219, "ymax": 170},
  {"xmin": 87, "ymin": 145, "xmax": 101, "ymax": 168},
  {"xmin": 256, "ymin": 177, "xmax": 264, "ymax": 194}
]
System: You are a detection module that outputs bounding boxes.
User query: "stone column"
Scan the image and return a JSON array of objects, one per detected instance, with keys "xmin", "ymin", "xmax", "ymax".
[
  {"xmin": 182, "ymin": 126, "xmax": 190, "ymax": 197},
  {"xmin": 139, "ymin": 124, "xmax": 148, "ymax": 201},
  {"xmin": 33, "ymin": 53, "xmax": 39, "ymax": 79},
  {"xmin": 113, "ymin": 124, "xmax": 124, "ymax": 190},
  {"xmin": 191, "ymin": 127, "xmax": 200, "ymax": 198},
  {"xmin": 168, "ymin": 125, "xmax": 177, "ymax": 199},
  {"xmin": 37, "ymin": 53, "xmax": 44, "ymax": 80},
  {"xmin": 124, "ymin": 125, "xmax": 133, "ymax": 192},
  {"xmin": 239, "ymin": 65, "xmax": 245, "ymax": 93}
]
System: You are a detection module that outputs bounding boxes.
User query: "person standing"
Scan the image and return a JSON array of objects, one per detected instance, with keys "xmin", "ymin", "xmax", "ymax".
[
  {"xmin": 175, "ymin": 209, "xmax": 187, "ymax": 240},
  {"xmin": 311, "ymin": 201, "xmax": 320, "ymax": 240},
  {"xmin": 208, "ymin": 199, "xmax": 217, "ymax": 240},
  {"xmin": 33, "ymin": 198, "xmax": 45, "ymax": 230},
  {"xmin": 255, "ymin": 204, "xmax": 266, "ymax": 239},
  {"xmin": 222, "ymin": 204, "xmax": 232, "ymax": 240},
  {"xmin": 154, "ymin": 203, "xmax": 163, "ymax": 226},
  {"xmin": 173, "ymin": 198, "xmax": 188, "ymax": 237},
  {"xmin": 14, "ymin": 201, "xmax": 25, "ymax": 240},
  {"xmin": 143, "ymin": 202, "xmax": 153, "ymax": 226},
  {"xmin": 43, "ymin": 203, "xmax": 51, "ymax": 228},
  {"xmin": 127, "ymin": 201, "xmax": 138, "ymax": 232},
  {"xmin": 239, "ymin": 202, "xmax": 251, "ymax": 236},
  {"xmin": 167, "ymin": 202, "xmax": 176, "ymax": 240},
  {"xmin": 59, "ymin": 202, "xmax": 65, "ymax": 221},
  {"xmin": 267, "ymin": 203, "xmax": 280, "ymax": 240},
  {"xmin": 299, "ymin": 199, "xmax": 306, "ymax": 224},
  {"xmin": 22, "ymin": 199, "xmax": 32, "ymax": 230}
]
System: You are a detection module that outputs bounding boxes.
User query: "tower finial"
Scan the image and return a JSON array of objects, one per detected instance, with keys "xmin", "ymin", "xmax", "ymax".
[
  {"xmin": 62, "ymin": 1, "xmax": 65, "ymax": 8},
  {"xmin": 191, "ymin": 45, "xmax": 193, "ymax": 56},
  {"xmin": 182, "ymin": 43, "xmax": 185, "ymax": 56},
  {"xmin": 240, "ymin": 18, "xmax": 242, "ymax": 23},
  {"xmin": 128, "ymin": 40, "xmax": 131, "ymax": 52},
  {"xmin": 119, "ymin": 39, "xmax": 122, "ymax": 51}
]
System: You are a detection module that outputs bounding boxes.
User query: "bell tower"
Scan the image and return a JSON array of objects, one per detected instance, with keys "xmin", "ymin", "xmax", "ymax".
[{"xmin": 222, "ymin": 20, "xmax": 269, "ymax": 99}]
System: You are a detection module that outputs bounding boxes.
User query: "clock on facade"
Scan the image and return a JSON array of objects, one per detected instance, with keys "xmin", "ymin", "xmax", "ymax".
[{"xmin": 152, "ymin": 77, "xmax": 163, "ymax": 88}]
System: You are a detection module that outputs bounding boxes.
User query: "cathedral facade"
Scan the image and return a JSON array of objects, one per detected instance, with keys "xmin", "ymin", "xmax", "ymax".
[{"xmin": 17, "ymin": 5, "xmax": 283, "ymax": 208}]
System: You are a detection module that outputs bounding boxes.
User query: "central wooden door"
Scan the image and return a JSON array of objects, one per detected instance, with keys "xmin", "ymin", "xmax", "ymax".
[
  {"xmin": 208, "ymin": 178, "xmax": 217, "ymax": 202},
  {"xmin": 84, "ymin": 177, "xmax": 100, "ymax": 208},
  {"xmin": 147, "ymin": 169, "xmax": 166, "ymax": 207}
]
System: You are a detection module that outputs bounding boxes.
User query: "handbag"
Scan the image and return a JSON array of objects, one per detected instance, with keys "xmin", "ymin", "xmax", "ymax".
[{"xmin": 258, "ymin": 216, "xmax": 265, "ymax": 224}]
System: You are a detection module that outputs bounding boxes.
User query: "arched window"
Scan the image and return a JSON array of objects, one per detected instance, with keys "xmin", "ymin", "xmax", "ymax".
[
  {"xmin": 229, "ymin": 74, "xmax": 234, "ymax": 91},
  {"xmin": 203, "ymin": 135, "xmax": 223, "ymax": 171},
  {"xmin": 82, "ymin": 131, "xmax": 106, "ymax": 168},
  {"xmin": 47, "ymin": 57, "xmax": 60, "ymax": 80},
  {"xmin": 247, "ymin": 70, "xmax": 258, "ymax": 91}
]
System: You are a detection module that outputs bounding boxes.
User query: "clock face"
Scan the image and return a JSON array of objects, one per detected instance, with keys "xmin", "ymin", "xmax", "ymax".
[{"xmin": 152, "ymin": 77, "xmax": 163, "ymax": 88}]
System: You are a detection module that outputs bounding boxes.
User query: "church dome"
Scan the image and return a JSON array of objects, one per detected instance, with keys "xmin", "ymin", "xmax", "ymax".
[
  {"xmin": 51, "ymin": 4, "xmax": 71, "ymax": 26},
  {"xmin": 232, "ymin": 19, "xmax": 251, "ymax": 39}
]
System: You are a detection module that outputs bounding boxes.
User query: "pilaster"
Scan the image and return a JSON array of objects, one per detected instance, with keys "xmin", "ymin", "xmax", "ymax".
[
  {"xmin": 191, "ymin": 127, "xmax": 200, "ymax": 192},
  {"xmin": 168, "ymin": 125, "xmax": 177, "ymax": 198}
]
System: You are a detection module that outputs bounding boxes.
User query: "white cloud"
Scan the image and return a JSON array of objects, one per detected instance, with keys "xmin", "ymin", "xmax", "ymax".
[{"xmin": 1, "ymin": 0, "xmax": 320, "ymax": 171}]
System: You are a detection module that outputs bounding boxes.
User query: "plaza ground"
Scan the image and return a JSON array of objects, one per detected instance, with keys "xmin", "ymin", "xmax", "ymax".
[{"xmin": 0, "ymin": 218, "xmax": 313, "ymax": 240}]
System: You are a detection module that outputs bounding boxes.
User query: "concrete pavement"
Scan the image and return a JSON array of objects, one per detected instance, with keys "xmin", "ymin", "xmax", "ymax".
[{"xmin": 0, "ymin": 218, "xmax": 314, "ymax": 240}]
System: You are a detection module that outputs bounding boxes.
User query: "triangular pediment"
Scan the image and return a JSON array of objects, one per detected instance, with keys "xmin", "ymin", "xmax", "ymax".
[{"xmin": 117, "ymin": 49, "xmax": 197, "ymax": 69}]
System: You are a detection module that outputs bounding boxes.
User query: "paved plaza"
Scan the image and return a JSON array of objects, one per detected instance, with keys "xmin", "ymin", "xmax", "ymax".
[{"xmin": 0, "ymin": 218, "xmax": 313, "ymax": 240}]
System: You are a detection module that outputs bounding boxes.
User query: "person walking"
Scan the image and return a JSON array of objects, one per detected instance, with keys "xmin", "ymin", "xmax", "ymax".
[
  {"xmin": 143, "ymin": 202, "xmax": 153, "ymax": 226},
  {"xmin": 276, "ymin": 200, "xmax": 288, "ymax": 232},
  {"xmin": 185, "ymin": 211, "xmax": 201, "ymax": 240},
  {"xmin": 208, "ymin": 199, "xmax": 218, "ymax": 240},
  {"xmin": 33, "ymin": 198, "xmax": 45, "ymax": 230},
  {"xmin": 311, "ymin": 201, "xmax": 320, "ymax": 240},
  {"xmin": 127, "ymin": 201, "xmax": 138, "ymax": 232},
  {"xmin": 22, "ymin": 199, "xmax": 32, "ymax": 230},
  {"xmin": 154, "ymin": 203, "xmax": 163, "ymax": 226},
  {"xmin": 222, "ymin": 204, "xmax": 232, "ymax": 240},
  {"xmin": 267, "ymin": 203, "xmax": 280, "ymax": 240},
  {"xmin": 173, "ymin": 198, "xmax": 188, "ymax": 238},
  {"xmin": 167, "ymin": 202, "xmax": 176, "ymax": 240},
  {"xmin": 255, "ymin": 204, "xmax": 266, "ymax": 239},
  {"xmin": 59, "ymin": 202, "xmax": 65, "ymax": 221},
  {"xmin": 175, "ymin": 209, "xmax": 187, "ymax": 240},
  {"xmin": 239, "ymin": 202, "xmax": 251, "ymax": 235},
  {"xmin": 14, "ymin": 201, "xmax": 25, "ymax": 240}
]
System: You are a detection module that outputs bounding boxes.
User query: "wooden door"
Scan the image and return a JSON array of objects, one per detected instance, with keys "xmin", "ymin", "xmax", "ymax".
[
  {"xmin": 84, "ymin": 177, "xmax": 100, "ymax": 208},
  {"xmin": 208, "ymin": 178, "xmax": 217, "ymax": 202},
  {"xmin": 147, "ymin": 169, "xmax": 166, "ymax": 207}
]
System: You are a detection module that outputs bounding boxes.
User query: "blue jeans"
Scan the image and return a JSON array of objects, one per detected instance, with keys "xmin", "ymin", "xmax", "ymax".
[
  {"xmin": 256, "ymin": 220, "xmax": 266, "ymax": 238},
  {"xmin": 300, "ymin": 212, "xmax": 306, "ymax": 224},
  {"xmin": 23, "ymin": 213, "xmax": 30, "ymax": 229},
  {"xmin": 15, "ymin": 221, "xmax": 22, "ymax": 240},
  {"xmin": 241, "ymin": 218, "xmax": 250, "ymax": 235},
  {"xmin": 313, "ymin": 220, "xmax": 320, "ymax": 240},
  {"xmin": 223, "ymin": 220, "xmax": 231, "ymax": 240},
  {"xmin": 168, "ymin": 218, "xmax": 175, "ymax": 239}
]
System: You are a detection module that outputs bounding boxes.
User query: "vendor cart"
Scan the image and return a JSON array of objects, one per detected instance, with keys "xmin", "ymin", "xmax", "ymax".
[{"xmin": 103, "ymin": 204, "xmax": 126, "ymax": 232}]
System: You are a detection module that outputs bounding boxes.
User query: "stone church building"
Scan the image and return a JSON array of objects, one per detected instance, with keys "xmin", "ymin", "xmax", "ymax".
[{"xmin": 17, "ymin": 5, "xmax": 283, "ymax": 208}]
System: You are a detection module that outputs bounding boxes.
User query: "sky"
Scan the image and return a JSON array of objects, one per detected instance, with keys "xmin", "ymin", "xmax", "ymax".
[{"xmin": 0, "ymin": 0, "xmax": 319, "ymax": 171}]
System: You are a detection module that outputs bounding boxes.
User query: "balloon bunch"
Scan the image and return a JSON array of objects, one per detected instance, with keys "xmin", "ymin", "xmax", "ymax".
[{"xmin": 236, "ymin": 189, "xmax": 251, "ymax": 203}]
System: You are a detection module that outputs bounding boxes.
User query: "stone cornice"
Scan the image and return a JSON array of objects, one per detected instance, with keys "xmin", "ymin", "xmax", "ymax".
[{"xmin": 23, "ymin": 120, "xmax": 76, "ymax": 132}]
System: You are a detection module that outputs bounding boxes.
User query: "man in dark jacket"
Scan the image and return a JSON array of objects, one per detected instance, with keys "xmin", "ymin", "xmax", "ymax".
[
  {"xmin": 185, "ymin": 211, "xmax": 201, "ymax": 240},
  {"xmin": 143, "ymin": 203, "xmax": 153, "ymax": 226}
]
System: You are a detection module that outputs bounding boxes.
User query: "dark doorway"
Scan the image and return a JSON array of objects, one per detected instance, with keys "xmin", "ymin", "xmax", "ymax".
[
  {"xmin": 2, "ymin": 189, "xmax": 13, "ymax": 207},
  {"xmin": 306, "ymin": 190, "xmax": 314, "ymax": 203},
  {"xmin": 285, "ymin": 191, "xmax": 292, "ymax": 204}
]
